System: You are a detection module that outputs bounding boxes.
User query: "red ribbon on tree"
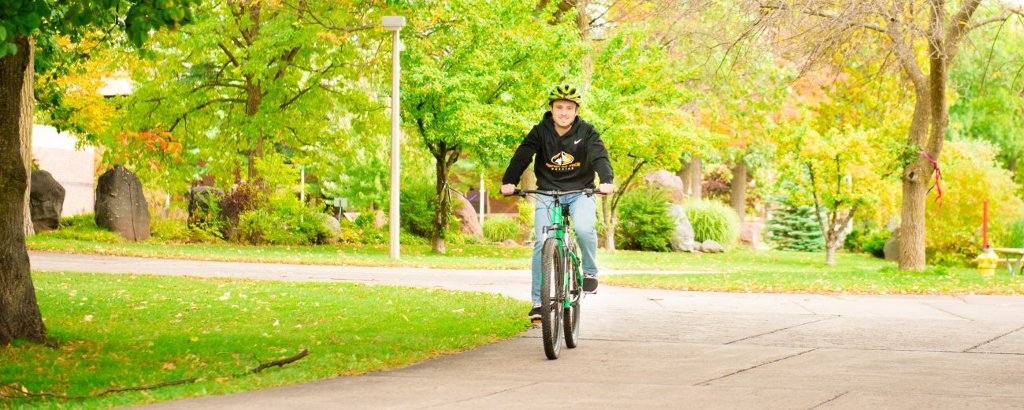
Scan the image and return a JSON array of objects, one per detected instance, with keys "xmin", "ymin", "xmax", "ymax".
[{"xmin": 921, "ymin": 151, "xmax": 942, "ymax": 210}]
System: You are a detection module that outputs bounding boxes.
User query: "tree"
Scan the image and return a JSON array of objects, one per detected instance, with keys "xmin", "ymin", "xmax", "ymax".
[
  {"xmin": 400, "ymin": 0, "xmax": 578, "ymax": 253},
  {"xmin": 107, "ymin": 1, "xmax": 379, "ymax": 193},
  {"xmin": 755, "ymin": 0, "xmax": 1024, "ymax": 270},
  {"xmin": 0, "ymin": 0, "xmax": 196, "ymax": 345},
  {"xmin": 949, "ymin": 17, "xmax": 1024, "ymax": 180}
]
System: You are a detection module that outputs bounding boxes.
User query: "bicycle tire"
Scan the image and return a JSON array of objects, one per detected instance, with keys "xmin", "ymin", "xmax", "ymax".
[
  {"xmin": 563, "ymin": 240, "xmax": 581, "ymax": 349},
  {"xmin": 540, "ymin": 237, "xmax": 563, "ymax": 360}
]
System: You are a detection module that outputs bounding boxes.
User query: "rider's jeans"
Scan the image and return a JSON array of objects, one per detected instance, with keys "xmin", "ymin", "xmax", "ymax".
[{"xmin": 531, "ymin": 193, "xmax": 598, "ymax": 306}]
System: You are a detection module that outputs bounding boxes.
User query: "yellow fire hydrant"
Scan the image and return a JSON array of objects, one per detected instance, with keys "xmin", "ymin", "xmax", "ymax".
[{"xmin": 975, "ymin": 249, "xmax": 999, "ymax": 277}]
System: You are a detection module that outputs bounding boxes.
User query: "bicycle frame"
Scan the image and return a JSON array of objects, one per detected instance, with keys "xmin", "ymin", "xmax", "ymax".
[{"xmin": 527, "ymin": 190, "xmax": 591, "ymax": 309}]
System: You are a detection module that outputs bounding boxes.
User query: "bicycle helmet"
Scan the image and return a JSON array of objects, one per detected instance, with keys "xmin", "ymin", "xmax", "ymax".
[{"xmin": 548, "ymin": 84, "xmax": 582, "ymax": 106}]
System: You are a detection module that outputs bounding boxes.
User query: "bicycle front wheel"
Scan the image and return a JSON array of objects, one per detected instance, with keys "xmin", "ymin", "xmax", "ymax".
[
  {"xmin": 540, "ymin": 237, "xmax": 563, "ymax": 360},
  {"xmin": 563, "ymin": 241, "xmax": 581, "ymax": 349}
]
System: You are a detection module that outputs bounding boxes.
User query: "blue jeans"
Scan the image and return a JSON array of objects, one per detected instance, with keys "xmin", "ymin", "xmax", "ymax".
[{"xmin": 531, "ymin": 193, "xmax": 599, "ymax": 306}]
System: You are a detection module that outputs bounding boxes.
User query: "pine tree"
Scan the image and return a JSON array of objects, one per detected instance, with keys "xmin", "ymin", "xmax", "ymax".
[{"xmin": 767, "ymin": 203, "xmax": 824, "ymax": 252}]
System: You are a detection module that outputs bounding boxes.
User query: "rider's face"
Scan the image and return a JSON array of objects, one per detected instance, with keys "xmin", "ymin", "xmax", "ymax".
[{"xmin": 550, "ymin": 100, "xmax": 578, "ymax": 129}]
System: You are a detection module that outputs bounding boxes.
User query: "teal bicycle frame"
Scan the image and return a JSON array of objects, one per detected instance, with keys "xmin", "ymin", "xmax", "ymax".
[{"xmin": 544, "ymin": 199, "xmax": 582, "ymax": 310}]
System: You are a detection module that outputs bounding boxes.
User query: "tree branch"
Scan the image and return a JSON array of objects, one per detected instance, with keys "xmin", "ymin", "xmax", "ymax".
[
  {"xmin": 218, "ymin": 42, "xmax": 241, "ymax": 68},
  {"xmin": 944, "ymin": 0, "xmax": 983, "ymax": 58}
]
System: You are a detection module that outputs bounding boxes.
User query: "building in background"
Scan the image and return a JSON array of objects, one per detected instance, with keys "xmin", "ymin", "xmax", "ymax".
[{"xmin": 31, "ymin": 124, "xmax": 95, "ymax": 216}]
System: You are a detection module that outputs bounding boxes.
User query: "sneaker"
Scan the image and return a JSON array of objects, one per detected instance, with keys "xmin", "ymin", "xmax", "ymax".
[
  {"xmin": 583, "ymin": 275, "xmax": 599, "ymax": 292},
  {"xmin": 528, "ymin": 306, "xmax": 542, "ymax": 320}
]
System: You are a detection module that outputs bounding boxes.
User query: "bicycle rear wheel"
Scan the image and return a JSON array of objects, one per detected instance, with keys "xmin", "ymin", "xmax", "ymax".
[
  {"xmin": 563, "ymin": 242, "xmax": 581, "ymax": 349},
  {"xmin": 540, "ymin": 237, "xmax": 563, "ymax": 360}
]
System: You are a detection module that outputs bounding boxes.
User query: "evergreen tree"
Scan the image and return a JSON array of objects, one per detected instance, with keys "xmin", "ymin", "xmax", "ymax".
[{"xmin": 767, "ymin": 203, "xmax": 825, "ymax": 252}]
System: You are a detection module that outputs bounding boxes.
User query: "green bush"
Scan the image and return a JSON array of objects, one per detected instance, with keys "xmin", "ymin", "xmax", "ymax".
[
  {"xmin": 150, "ymin": 218, "xmax": 191, "ymax": 242},
  {"xmin": 237, "ymin": 196, "xmax": 333, "ymax": 245},
  {"xmin": 925, "ymin": 140, "xmax": 1024, "ymax": 264},
  {"xmin": 1004, "ymin": 219, "xmax": 1024, "ymax": 248},
  {"xmin": 766, "ymin": 203, "xmax": 823, "ymax": 252},
  {"xmin": 517, "ymin": 200, "xmax": 535, "ymax": 242},
  {"xmin": 844, "ymin": 226, "xmax": 890, "ymax": 258},
  {"xmin": 484, "ymin": 216, "xmax": 520, "ymax": 243},
  {"xmin": 685, "ymin": 199, "xmax": 740, "ymax": 247},
  {"xmin": 617, "ymin": 188, "xmax": 674, "ymax": 252},
  {"xmin": 399, "ymin": 183, "xmax": 459, "ymax": 239}
]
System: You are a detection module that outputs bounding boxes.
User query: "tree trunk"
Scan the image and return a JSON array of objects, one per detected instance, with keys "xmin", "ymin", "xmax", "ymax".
[
  {"xmin": 0, "ymin": 36, "xmax": 47, "ymax": 345},
  {"xmin": 730, "ymin": 159, "xmax": 747, "ymax": 221},
  {"xmin": 602, "ymin": 196, "xmax": 616, "ymax": 251},
  {"xmin": 825, "ymin": 244, "xmax": 836, "ymax": 266},
  {"xmin": 432, "ymin": 147, "xmax": 459, "ymax": 254},
  {"xmin": 898, "ymin": 92, "xmax": 931, "ymax": 271},
  {"xmin": 576, "ymin": 0, "xmax": 592, "ymax": 96},
  {"xmin": 678, "ymin": 156, "xmax": 702, "ymax": 201}
]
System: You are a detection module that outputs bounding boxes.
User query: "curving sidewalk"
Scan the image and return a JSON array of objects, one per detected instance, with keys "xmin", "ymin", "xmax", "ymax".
[{"xmin": 30, "ymin": 251, "xmax": 1024, "ymax": 409}]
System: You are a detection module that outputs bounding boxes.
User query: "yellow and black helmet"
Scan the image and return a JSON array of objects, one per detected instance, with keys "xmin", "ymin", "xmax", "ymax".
[{"xmin": 548, "ymin": 84, "xmax": 582, "ymax": 106}]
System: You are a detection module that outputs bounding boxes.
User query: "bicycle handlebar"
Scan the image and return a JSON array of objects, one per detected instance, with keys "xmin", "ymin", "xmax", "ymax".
[{"xmin": 504, "ymin": 188, "xmax": 604, "ymax": 197}]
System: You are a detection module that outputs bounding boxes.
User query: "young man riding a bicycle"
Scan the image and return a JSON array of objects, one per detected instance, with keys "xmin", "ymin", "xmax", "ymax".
[{"xmin": 500, "ymin": 84, "xmax": 615, "ymax": 320}]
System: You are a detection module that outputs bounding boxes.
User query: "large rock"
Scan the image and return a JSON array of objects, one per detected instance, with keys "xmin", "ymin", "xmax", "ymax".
[
  {"xmin": 188, "ymin": 186, "xmax": 224, "ymax": 228},
  {"xmin": 644, "ymin": 170, "xmax": 684, "ymax": 202},
  {"xmin": 95, "ymin": 166, "xmax": 151, "ymax": 241},
  {"xmin": 30, "ymin": 169, "xmax": 66, "ymax": 232},
  {"xmin": 668, "ymin": 204, "xmax": 696, "ymax": 252},
  {"xmin": 454, "ymin": 194, "xmax": 483, "ymax": 238},
  {"xmin": 883, "ymin": 229, "xmax": 900, "ymax": 261},
  {"xmin": 700, "ymin": 240, "xmax": 725, "ymax": 253}
]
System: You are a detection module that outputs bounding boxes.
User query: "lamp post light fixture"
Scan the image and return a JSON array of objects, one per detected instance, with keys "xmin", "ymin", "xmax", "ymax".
[{"xmin": 383, "ymin": 15, "xmax": 406, "ymax": 261}]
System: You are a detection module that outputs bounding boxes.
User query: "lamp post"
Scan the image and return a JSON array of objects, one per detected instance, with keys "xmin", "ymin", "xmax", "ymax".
[{"xmin": 382, "ymin": 16, "xmax": 406, "ymax": 260}]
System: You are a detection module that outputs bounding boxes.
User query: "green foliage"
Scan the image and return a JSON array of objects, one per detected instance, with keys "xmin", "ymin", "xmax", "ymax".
[
  {"xmin": 483, "ymin": 216, "xmax": 519, "ymax": 243},
  {"xmin": 926, "ymin": 140, "xmax": 1024, "ymax": 263},
  {"xmin": 616, "ymin": 188, "xmax": 674, "ymax": 252},
  {"xmin": 46, "ymin": 213, "xmax": 124, "ymax": 243},
  {"xmin": 400, "ymin": 183, "xmax": 440, "ymax": 239},
  {"xmin": 237, "ymin": 196, "xmax": 333, "ymax": 246},
  {"xmin": 1004, "ymin": 219, "xmax": 1024, "ymax": 248},
  {"xmin": 517, "ymin": 200, "xmax": 534, "ymax": 242},
  {"xmin": 766, "ymin": 203, "xmax": 824, "ymax": 252},
  {"xmin": 685, "ymin": 200, "xmax": 740, "ymax": 247},
  {"xmin": 844, "ymin": 227, "xmax": 890, "ymax": 258}
]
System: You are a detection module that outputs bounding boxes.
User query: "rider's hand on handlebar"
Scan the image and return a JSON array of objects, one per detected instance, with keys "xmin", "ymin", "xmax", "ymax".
[
  {"xmin": 598, "ymin": 183, "xmax": 614, "ymax": 195},
  {"xmin": 500, "ymin": 184, "xmax": 517, "ymax": 196}
]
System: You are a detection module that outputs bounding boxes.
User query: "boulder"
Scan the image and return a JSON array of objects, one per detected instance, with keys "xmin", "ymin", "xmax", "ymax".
[
  {"xmin": 453, "ymin": 195, "xmax": 483, "ymax": 238},
  {"xmin": 883, "ymin": 229, "xmax": 900, "ymax": 261},
  {"xmin": 644, "ymin": 170, "xmax": 684, "ymax": 202},
  {"xmin": 95, "ymin": 166, "xmax": 151, "ymax": 241},
  {"xmin": 319, "ymin": 214, "xmax": 342, "ymax": 244},
  {"xmin": 700, "ymin": 240, "xmax": 725, "ymax": 253},
  {"xmin": 30, "ymin": 169, "xmax": 65, "ymax": 232},
  {"xmin": 668, "ymin": 204, "xmax": 696, "ymax": 252},
  {"xmin": 502, "ymin": 239, "xmax": 519, "ymax": 247}
]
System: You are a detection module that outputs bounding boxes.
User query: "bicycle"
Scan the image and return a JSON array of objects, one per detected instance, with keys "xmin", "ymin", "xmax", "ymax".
[{"xmin": 509, "ymin": 188, "xmax": 598, "ymax": 360}]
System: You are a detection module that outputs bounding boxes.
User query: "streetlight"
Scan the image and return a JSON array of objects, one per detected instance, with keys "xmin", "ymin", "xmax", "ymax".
[{"xmin": 383, "ymin": 15, "xmax": 406, "ymax": 260}]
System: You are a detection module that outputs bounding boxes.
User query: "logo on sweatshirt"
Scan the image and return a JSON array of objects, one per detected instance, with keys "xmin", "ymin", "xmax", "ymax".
[{"xmin": 547, "ymin": 151, "xmax": 580, "ymax": 171}]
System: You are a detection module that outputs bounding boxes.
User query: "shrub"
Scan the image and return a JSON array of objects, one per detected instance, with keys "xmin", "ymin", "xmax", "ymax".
[
  {"xmin": 484, "ymin": 216, "xmax": 520, "ymax": 243},
  {"xmin": 517, "ymin": 200, "xmax": 535, "ymax": 242},
  {"xmin": 925, "ymin": 140, "xmax": 1024, "ymax": 264},
  {"xmin": 221, "ymin": 183, "xmax": 265, "ymax": 239},
  {"xmin": 766, "ymin": 203, "xmax": 824, "ymax": 252},
  {"xmin": 237, "ymin": 196, "xmax": 332, "ymax": 245},
  {"xmin": 150, "ymin": 218, "xmax": 192, "ymax": 242},
  {"xmin": 617, "ymin": 188, "xmax": 674, "ymax": 252},
  {"xmin": 845, "ymin": 227, "xmax": 890, "ymax": 258},
  {"xmin": 1004, "ymin": 218, "xmax": 1024, "ymax": 248},
  {"xmin": 685, "ymin": 199, "xmax": 740, "ymax": 247},
  {"xmin": 399, "ymin": 183, "xmax": 460, "ymax": 239}
]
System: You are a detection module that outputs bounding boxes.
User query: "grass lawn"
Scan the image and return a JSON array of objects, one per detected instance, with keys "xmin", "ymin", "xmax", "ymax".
[{"xmin": 1, "ymin": 272, "xmax": 530, "ymax": 409}]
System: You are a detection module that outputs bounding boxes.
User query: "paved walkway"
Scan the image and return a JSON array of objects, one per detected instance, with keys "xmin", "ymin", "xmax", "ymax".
[{"xmin": 30, "ymin": 252, "xmax": 1024, "ymax": 409}]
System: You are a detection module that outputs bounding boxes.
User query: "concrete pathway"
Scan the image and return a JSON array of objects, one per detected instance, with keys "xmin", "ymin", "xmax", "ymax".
[{"xmin": 30, "ymin": 252, "xmax": 1024, "ymax": 409}]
